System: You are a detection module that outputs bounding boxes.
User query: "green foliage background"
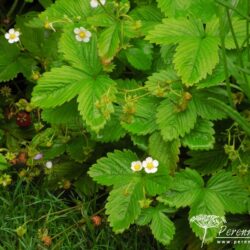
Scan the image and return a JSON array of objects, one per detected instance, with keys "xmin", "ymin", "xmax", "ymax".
[{"xmin": 0, "ymin": 0, "xmax": 250, "ymax": 248}]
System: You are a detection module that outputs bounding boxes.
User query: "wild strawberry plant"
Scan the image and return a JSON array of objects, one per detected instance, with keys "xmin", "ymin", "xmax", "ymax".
[{"xmin": 0, "ymin": 0, "xmax": 250, "ymax": 248}]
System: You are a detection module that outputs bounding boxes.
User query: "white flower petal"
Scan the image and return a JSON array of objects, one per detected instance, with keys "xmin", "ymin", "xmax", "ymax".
[
  {"xmin": 9, "ymin": 28, "xmax": 15, "ymax": 34},
  {"xmin": 83, "ymin": 37, "xmax": 90, "ymax": 43},
  {"xmin": 100, "ymin": 0, "xmax": 106, "ymax": 5},
  {"xmin": 145, "ymin": 157, "xmax": 153, "ymax": 163},
  {"xmin": 90, "ymin": 0, "xmax": 98, "ymax": 8},
  {"xmin": 86, "ymin": 31, "xmax": 92, "ymax": 37},
  {"xmin": 8, "ymin": 39, "xmax": 15, "ymax": 44},
  {"xmin": 74, "ymin": 28, "xmax": 80, "ymax": 34},
  {"xmin": 5, "ymin": 33, "xmax": 10, "ymax": 39},
  {"xmin": 75, "ymin": 35, "xmax": 83, "ymax": 41},
  {"xmin": 153, "ymin": 160, "xmax": 159, "ymax": 167},
  {"xmin": 142, "ymin": 160, "xmax": 147, "ymax": 168},
  {"xmin": 14, "ymin": 37, "xmax": 19, "ymax": 42}
]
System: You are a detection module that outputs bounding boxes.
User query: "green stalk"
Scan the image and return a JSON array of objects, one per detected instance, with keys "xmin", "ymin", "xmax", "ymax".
[
  {"xmin": 216, "ymin": 0, "xmax": 250, "ymax": 21},
  {"xmin": 218, "ymin": 10, "xmax": 234, "ymax": 107},
  {"xmin": 7, "ymin": 0, "xmax": 19, "ymax": 17},
  {"xmin": 247, "ymin": 0, "xmax": 250, "ymax": 61},
  {"xmin": 226, "ymin": 8, "xmax": 250, "ymax": 99}
]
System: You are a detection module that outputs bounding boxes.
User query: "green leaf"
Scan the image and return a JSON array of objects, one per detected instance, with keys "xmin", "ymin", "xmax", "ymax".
[
  {"xmin": 0, "ymin": 38, "xmax": 35, "ymax": 82},
  {"xmin": 125, "ymin": 41, "xmax": 153, "ymax": 71},
  {"xmin": 150, "ymin": 207, "xmax": 175, "ymax": 245},
  {"xmin": 32, "ymin": 66, "xmax": 89, "ymax": 108},
  {"xmin": 182, "ymin": 118, "xmax": 215, "ymax": 150},
  {"xmin": 66, "ymin": 136, "xmax": 93, "ymax": 163},
  {"xmin": 98, "ymin": 23, "xmax": 120, "ymax": 60},
  {"xmin": 137, "ymin": 205, "xmax": 175, "ymax": 245},
  {"xmin": 92, "ymin": 107, "xmax": 126, "ymax": 143},
  {"xmin": 41, "ymin": 99, "xmax": 82, "ymax": 126},
  {"xmin": 16, "ymin": 14, "xmax": 59, "ymax": 59},
  {"xmin": 130, "ymin": 5, "xmax": 163, "ymax": 35},
  {"xmin": 159, "ymin": 168, "xmax": 204, "ymax": 208},
  {"xmin": 189, "ymin": 191, "xmax": 225, "ymax": 244},
  {"xmin": 31, "ymin": 0, "xmax": 92, "ymax": 27},
  {"xmin": 106, "ymin": 181, "xmax": 143, "ymax": 233},
  {"xmin": 174, "ymin": 36, "xmax": 219, "ymax": 84},
  {"xmin": 149, "ymin": 132, "xmax": 180, "ymax": 173},
  {"xmin": 157, "ymin": 0, "xmax": 193, "ymax": 17},
  {"xmin": 77, "ymin": 75, "xmax": 117, "ymax": 132},
  {"xmin": 88, "ymin": 150, "xmax": 138, "ymax": 187},
  {"xmin": 207, "ymin": 171, "xmax": 249, "ymax": 213},
  {"xmin": 185, "ymin": 146, "xmax": 228, "ymax": 174},
  {"xmin": 0, "ymin": 154, "xmax": 9, "ymax": 170},
  {"xmin": 146, "ymin": 69, "xmax": 179, "ymax": 97},
  {"xmin": 146, "ymin": 18, "xmax": 201, "ymax": 45},
  {"xmin": 156, "ymin": 99, "xmax": 197, "ymax": 141},
  {"xmin": 59, "ymin": 26, "xmax": 102, "ymax": 76},
  {"xmin": 191, "ymin": 88, "xmax": 227, "ymax": 120},
  {"xmin": 122, "ymin": 96, "xmax": 159, "ymax": 135}
]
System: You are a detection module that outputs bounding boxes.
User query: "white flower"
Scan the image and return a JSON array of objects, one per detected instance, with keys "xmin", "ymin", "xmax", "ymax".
[
  {"xmin": 90, "ymin": 0, "xmax": 106, "ymax": 8},
  {"xmin": 74, "ymin": 27, "xmax": 92, "ymax": 42},
  {"xmin": 142, "ymin": 157, "xmax": 159, "ymax": 174},
  {"xmin": 5, "ymin": 28, "xmax": 20, "ymax": 43},
  {"xmin": 131, "ymin": 161, "xmax": 142, "ymax": 172},
  {"xmin": 45, "ymin": 161, "xmax": 53, "ymax": 169}
]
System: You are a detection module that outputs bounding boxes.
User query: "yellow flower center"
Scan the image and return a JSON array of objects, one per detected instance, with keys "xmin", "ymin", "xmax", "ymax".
[
  {"xmin": 79, "ymin": 31, "xmax": 86, "ymax": 39},
  {"xmin": 146, "ymin": 162, "xmax": 154, "ymax": 169},
  {"xmin": 134, "ymin": 163, "xmax": 141, "ymax": 171},
  {"xmin": 9, "ymin": 33, "xmax": 16, "ymax": 40}
]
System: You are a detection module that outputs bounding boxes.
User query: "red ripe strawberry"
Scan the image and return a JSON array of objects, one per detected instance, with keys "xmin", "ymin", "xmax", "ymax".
[
  {"xmin": 91, "ymin": 215, "xmax": 102, "ymax": 226},
  {"xmin": 16, "ymin": 111, "xmax": 31, "ymax": 127}
]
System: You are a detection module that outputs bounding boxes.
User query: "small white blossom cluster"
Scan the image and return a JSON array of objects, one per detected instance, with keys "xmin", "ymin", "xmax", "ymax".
[
  {"xmin": 5, "ymin": 28, "xmax": 20, "ymax": 44},
  {"xmin": 74, "ymin": 27, "xmax": 92, "ymax": 42},
  {"xmin": 131, "ymin": 157, "xmax": 159, "ymax": 174},
  {"xmin": 90, "ymin": 0, "xmax": 106, "ymax": 8}
]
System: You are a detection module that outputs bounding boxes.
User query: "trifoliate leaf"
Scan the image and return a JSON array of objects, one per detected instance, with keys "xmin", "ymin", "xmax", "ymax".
[
  {"xmin": 149, "ymin": 132, "xmax": 180, "ymax": 173},
  {"xmin": 156, "ymin": 99, "xmax": 197, "ymax": 141},
  {"xmin": 182, "ymin": 118, "xmax": 215, "ymax": 150}
]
